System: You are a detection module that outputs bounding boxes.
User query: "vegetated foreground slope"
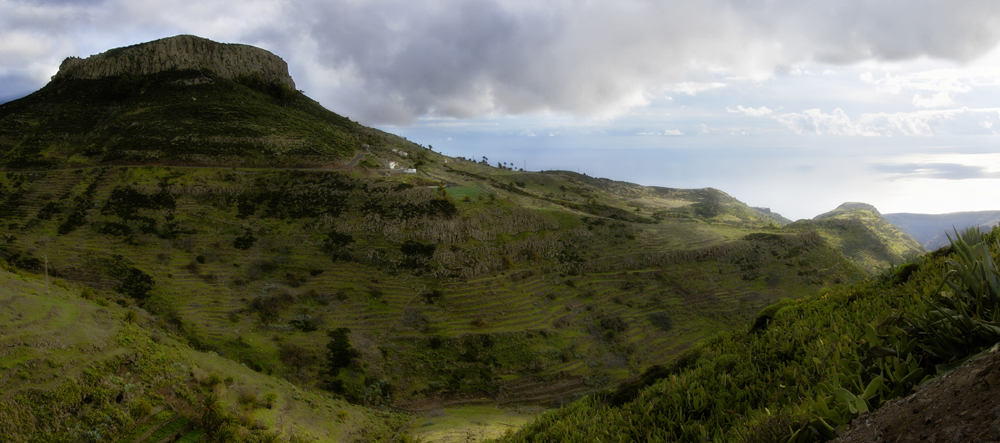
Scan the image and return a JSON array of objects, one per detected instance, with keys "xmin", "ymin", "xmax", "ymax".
[
  {"xmin": 0, "ymin": 264, "xmax": 406, "ymax": 442},
  {"xmin": 885, "ymin": 210, "xmax": 1000, "ymax": 250},
  {"xmin": 498, "ymin": 227, "xmax": 1000, "ymax": 443}
]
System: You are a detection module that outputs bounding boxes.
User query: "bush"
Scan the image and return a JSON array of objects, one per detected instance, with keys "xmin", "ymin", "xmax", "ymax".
[
  {"xmin": 279, "ymin": 343, "xmax": 313, "ymax": 369},
  {"xmin": 129, "ymin": 398, "xmax": 153, "ymax": 419},
  {"xmin": 233, "ymin": 229, "xmax": 256, "ymax": 250}
]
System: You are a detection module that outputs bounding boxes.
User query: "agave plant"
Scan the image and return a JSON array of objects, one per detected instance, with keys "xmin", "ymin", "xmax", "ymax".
[{"xmin": 914, "ymin": 226, "xmax": 1000, "ymax": 364}]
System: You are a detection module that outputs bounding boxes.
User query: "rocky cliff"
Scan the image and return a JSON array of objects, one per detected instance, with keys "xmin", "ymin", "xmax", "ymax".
[{"xmin": 53, "ymin": 34, "xmax": 295, "ymax": 90}]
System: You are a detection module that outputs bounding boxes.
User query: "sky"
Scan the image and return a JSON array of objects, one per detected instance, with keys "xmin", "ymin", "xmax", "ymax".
[{"xmin": 2, "ymin": 0, "xmax": 1000, "ymax": 220}]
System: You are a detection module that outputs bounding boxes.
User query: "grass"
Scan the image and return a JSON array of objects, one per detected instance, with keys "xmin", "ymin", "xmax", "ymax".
[
  {"xmin": 407, "ymin": 405, "xmax": 541, "ymax": 442},
  {"xmin": 0, "ymin": 266, "xmax": 407, "ymax": 442}
]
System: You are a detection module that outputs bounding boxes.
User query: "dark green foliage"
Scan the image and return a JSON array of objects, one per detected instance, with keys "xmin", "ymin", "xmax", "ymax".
[
  {"xmin": 104, "ymin": 254, "xmax": 154, "ymax": 299},
  {"xmin": 235, "ymin": 199, "xmax": 256, "ymax": 219},
  {"xmin": 247, "ymin": 291, "xmax": 295, "ymax": 323},
  {"xmin": 598, "ymin": 316, "xmax": 628, "ymax": 334},
  {"xmin": 96, "ymin": 221, "xmax": 131, "ymax": 237},
  {"xmin": 325, "ymin": 327, "xmax": 359, "ymax": 377},
  {"xmin": 233, "ymin": 229, "xmax": 256, "ymax": 250},
  {"xmin": 101, "ymin": 187, "xmax": 175, "ymax": 219},
  {"xmin": 4, "ymin": 250, "xmax": 43, "ymax": 271},
  {"xmin": 36, "ymin": 201, "xmax": 63, "ymax": 220},
  {"xmin": 909, "ymin": 227, "xmax": 1000, "ymax": 363},
  {"xmin": 57, "ymin": 168, "xmax": 106, "ymax": 235},
  {"xmin": 401, "ymin": 240, "xmax": 435, "ymax": 257},
  {"xmin": 423, "ymin": 289, "xmax": 443, "ymax": 304},
  {"xmin": 322, "ymin": 231, "xmax": 354, "ymax": 261},
  {"xmin": 234, "ymin": 72, "xmax": 296, "ymax": 102},
  {"xmin": 749, "ymin": 298, "xmax": 795, "ymax": 334}
]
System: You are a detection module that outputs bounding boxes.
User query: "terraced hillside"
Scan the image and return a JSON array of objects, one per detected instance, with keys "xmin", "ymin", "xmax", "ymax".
[
  {"xmin": 0, "ymin": 35, "xmax": 919, "ymax": 441},
  {"xmin": 788, "ymin": 202, "xmax": 925, "ymax": 274},
  {"xmin": 0, "ymin": 264, "xmax": 406, "ymax": 442},
  {"xmin": 0, "ymin": 164, "xmax": 866, "ymax": 414}
]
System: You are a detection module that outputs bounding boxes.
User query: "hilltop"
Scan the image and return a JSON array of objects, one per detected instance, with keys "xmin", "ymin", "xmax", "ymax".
[
  {"xmin": 0, "ymin": 36, "xmax": 935, "ymax": 442},
  {"xmin": 0, "ymin": 35, "xmax": 413, "ymax": 169},
  {"xmin": 788, "ymin": 202, "xmax": 925, "ymax": 273}
]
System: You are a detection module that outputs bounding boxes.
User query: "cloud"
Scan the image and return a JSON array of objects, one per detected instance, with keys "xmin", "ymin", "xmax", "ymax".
[
  {"xmin": 875, "ymin": 163, "xmax": 1000, "ymax": 180},
  {"xmin": 667, "ymin": 82, "xmax": 728, "ymax": 96},
  {"xmin": 912, "ymin": 91, "xmax": 954, "ymax": 109},
  {"xmin": 5, "ymin": 0, "xmax": 1000, "ymax": 124},
  {"xmin": 772, "ymin": 107, "xmax": 1000, "ymax": 136},
  {"xmin": 637, "ymin": 129, "xmax": 683, "ymax": 136},
  {"xmin": 727, "ymin": 105, "xmax": 773, "ymax": 117}
]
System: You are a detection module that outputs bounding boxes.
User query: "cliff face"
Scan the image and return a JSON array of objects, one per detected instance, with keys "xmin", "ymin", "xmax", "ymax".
[{"xmin": 53, "ymin": 35, "xmax": 295, "ymax": 90}]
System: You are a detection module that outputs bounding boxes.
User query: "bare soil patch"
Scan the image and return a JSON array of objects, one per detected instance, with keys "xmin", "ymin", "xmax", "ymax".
[{"xmin": 834, "ymin": 348, "xmax": 1000, "ymax": 443}]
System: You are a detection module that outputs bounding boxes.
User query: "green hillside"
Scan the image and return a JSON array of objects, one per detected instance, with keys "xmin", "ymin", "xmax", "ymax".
[
  {"xmin": 787, "ymin": 202, "xmax": 925, "ymax": 274},
  {"xmin": 0, "ymin": 264, "xmax": 406, "ymax": 442},
  {"xmin": 498, "ymin": 226, "xmax": 1000, "ymax": 442},
  {"xmin": 0, "ymin": 36, "xmax": 927, "ymax": 442}
]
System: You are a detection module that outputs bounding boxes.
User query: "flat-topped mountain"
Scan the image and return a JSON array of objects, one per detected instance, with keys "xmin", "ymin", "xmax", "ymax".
[
  {"xmin": 54, "ymin": 34, "xmax": 295, "ymax": 90},
  {"xmin": 0, "ymin": 35, "xmax": 414, "ymax": 169}
]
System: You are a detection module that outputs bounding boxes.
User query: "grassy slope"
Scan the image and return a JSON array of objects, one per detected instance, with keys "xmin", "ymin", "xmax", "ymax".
[
  {"xmin": 0, "ymin": 264, "xmax": 406, "ymax": 442},
  {"xmin": 0, "ymin": 163, "xmax": 865, "ymax": 412},
  {"xmin": 788, "ymin": 203, "xmax": 925, "ymax": 274},
  {"xmin": 499, "ymin": 227, "xmax": 1000, "ymax": 442}
]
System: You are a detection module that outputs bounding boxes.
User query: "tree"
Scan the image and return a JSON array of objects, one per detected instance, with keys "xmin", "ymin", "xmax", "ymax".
[{"xmin": 325, "ymin": 327, "xmax": 359, "ymax": 377}]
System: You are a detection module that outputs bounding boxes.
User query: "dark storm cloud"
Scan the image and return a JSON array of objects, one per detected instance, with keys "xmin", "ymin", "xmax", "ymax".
[
  {"xmin": 875, "ymin": 162, "xmax": 1000, "ymax": 180},
  {"xmin": 283, "ymin": 0, "xmax": 1000, "ymax": 124},
  {"xmin": 4, "ymin": 0, "xmax": 1000, "ymax": 122}
]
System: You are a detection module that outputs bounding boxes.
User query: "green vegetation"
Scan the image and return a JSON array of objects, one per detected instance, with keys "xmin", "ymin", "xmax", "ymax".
[
  {"xmin": 497, "ymin": 227, "xmax": 1000, "ymax": 442},
  {"xmin": 0, "ymin": 264, "xmax": 406, "ymax": 442},
  {"xmin": 0, "ymin": 37, "xmax": 944, "ymax": 441}
]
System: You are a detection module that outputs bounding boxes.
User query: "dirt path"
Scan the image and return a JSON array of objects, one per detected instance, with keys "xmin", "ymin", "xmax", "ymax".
[{"xmin": 833, "ymin": 347, "xmax": 1000, "ymax": 443}]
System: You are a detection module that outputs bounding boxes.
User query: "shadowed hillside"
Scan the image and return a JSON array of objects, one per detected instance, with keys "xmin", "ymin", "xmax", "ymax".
[{"xmin": 787, "ymin": 202, "xmax": 925, "ymax": 274}]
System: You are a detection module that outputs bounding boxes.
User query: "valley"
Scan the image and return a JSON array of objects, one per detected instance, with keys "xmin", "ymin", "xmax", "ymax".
[{"xmin": 2, "ymin": 35, "xmax": 995, "ymax": 443}]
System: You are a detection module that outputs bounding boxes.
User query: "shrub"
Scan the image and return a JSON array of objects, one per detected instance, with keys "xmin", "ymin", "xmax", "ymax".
[
  {"xmin": 129, "ymin": 398, "xmax": 152, "ymax": 419},
  {"xmin": 423, "ymin": 289, "xmax": 443, "ymax": 304},
  {"xmin": 233, "ymin": 229, "xmax": 256, "ymax": 250},
  {"xmin": 235, "ymin": 385, "xmax": 258, "ymax": 408},
  {"xmin": 279, "ymin": 343, "xmax": 313, "ymax": 369}
]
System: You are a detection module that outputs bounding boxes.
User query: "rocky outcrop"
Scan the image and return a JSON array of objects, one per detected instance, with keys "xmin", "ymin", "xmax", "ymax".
[{"xmin": 53, "ymin": 35, "xmax": 295, "ymax": 90}]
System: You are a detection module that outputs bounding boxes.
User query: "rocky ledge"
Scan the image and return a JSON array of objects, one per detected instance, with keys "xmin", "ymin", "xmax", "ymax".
[{"xmin": 53, "ymin": 35, "xmax": 295, "ymax": 90}]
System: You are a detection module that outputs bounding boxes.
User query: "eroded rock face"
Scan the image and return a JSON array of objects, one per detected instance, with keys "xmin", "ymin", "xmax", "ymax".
[{"xmin": 53, "ymin": 34, "xmax": 295, "ymax": 90}]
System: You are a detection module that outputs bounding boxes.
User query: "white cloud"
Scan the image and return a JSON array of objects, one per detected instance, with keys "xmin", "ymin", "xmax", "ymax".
[
  {"xmin": 667, "ymin": 82, "xmax": 728, "ymax": 96},
  {"xmin": 774, "ymin": 107, "xmax": 1000, "ymax": 136},
  {"xmin": 637, "ymin": 129, "xmax": 683, "ymax": 136},
  {"xmin": 912, "ymin": 91, "xmax": 954, "ymax": 108},
  {"xmin": 726, "ymin": 105, "xmax": 773, "ymax": 117}
]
